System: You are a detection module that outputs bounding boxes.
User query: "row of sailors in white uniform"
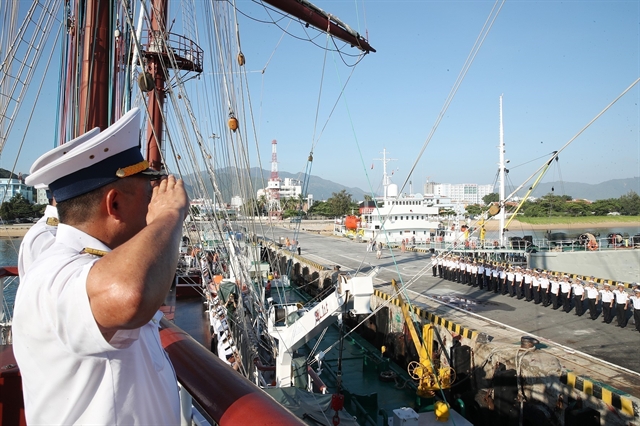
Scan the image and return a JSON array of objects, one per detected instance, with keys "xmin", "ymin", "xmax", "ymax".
[{"xmin": 433, "ymin": 255, "xmax": 640, "ymax": 330}]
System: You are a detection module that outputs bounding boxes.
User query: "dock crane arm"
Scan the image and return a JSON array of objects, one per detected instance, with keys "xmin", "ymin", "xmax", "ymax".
[{"xmin": 391, "ymin": 279, "xmax": 455, "ymax": 398}]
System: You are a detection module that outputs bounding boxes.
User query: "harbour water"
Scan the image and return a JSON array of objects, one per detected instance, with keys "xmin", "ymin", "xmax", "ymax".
[{"xmin": 1, "ymin": 238, "xmax": 21, "ymax": 318}]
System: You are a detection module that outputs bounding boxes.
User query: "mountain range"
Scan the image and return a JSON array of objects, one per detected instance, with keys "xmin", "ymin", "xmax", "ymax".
[
  {"xmin": 3, "ymin": 166, "xmax": 634, "ymax": 204},
  {"xmin": 514, "ymin": 177, "xmax": 640, "ymax": 202},
  {"xmin": 187, "ymin": 168, "xmax": 638, "ymax": 203}
]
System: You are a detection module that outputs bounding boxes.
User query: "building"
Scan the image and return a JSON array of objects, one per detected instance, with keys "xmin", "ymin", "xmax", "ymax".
[
  {"xmin": 0, "ymin": 178, "xmax": 33, "ymax": 203},
  {"xmin": 425, "ymin": 182, "xmax": 494, "ymax": 205},
  {"xmin": 257, "ymin": 177, "xmax": 305, "ymax": 210},
  {"xmin": 36, "ymin": 188, "xmax": 48, "ymax": 205}
]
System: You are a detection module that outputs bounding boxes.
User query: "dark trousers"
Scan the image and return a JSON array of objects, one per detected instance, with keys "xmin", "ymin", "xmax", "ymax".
[
  {"xmin": 602, "ymin": 303, "xmax": 613, "ymax": 323},
  {"xmin": 588, "ymin": 298, "xmax": 598, "ymax": 319},
  {"xmin": 562, "ymin": 293, "xmax": 572, "ymax": 312},
  {"xmin": 634, "ymin": 308, "xmax": 640, "ymax": 331},
  {"xmin": 540, "ymin": 288, "xmax": 549, "ymax": 306},
  {"xmin": 525, "ymin": 283, "xmax": 532, "ymax": 301},
  {"xmin": 616, "ymin": 304, "xmax": 628, "ymax": 327},
  {"xmin": 432, "ymin": 265, "xmax": 437, "ymax": 277},
  {"xmin": 506, "ymin": 279, "xmax": 513, "ymax": 296},
  {"xmin": 574, "ymin": 296, "xmax": 584, "ymax": 316},
  {"xmin": 533, "ymin": 286, "xmax": 540, "ymax": 304},
  {"xmin": 551, "ymin": 292, "xmax": 560, "ymax": 310},
  {"xmin": 516, "ymin": 281, "xmax": 524, "ymax": 299},
  {"xmin": 438, "ymin": 265, "xmax": 443, "ymax": 278},
  {"xmin": 493, "ymin": 277, "xmax": 499, "ymax": 293}
]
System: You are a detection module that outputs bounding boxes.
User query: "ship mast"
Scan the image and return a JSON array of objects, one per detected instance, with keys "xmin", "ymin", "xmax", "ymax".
[
  {"xmin": 78, "ymin": 0, "xmax": 111, "ymax": 133},
  {"xmin": 498, "ymin": 95, "xmax": 506, "ymax": 246},
  {"xmin": 374, "ymin": 148, "xmax": 396, "ymax": 202},
  {"xmin": 146, "ymin": 0, "xmax": 168, "ymax": 171}
]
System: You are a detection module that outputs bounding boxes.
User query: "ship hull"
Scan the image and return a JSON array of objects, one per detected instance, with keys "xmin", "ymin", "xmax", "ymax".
[{"xmin": 529, "ymin": 249, "xmax": 640, "ymax": 283}]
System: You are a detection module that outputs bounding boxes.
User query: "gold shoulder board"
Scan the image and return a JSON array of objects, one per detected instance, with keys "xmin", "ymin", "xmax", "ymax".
[
  {"xmin": 81, "ymin": 248, "xmax": 108, "ymax": 257},
  {"xmin": 46, "ymin": 217, "xmax": 59, "ymax": 226}
]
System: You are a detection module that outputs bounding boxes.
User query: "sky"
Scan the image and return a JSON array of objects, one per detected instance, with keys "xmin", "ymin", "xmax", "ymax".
[{"xmin": 2, "ymin": 0, "xmax": 639, "ymax": 200}]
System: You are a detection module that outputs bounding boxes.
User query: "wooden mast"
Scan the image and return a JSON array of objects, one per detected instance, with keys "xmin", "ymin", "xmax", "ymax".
[
  {"xmin": 78, "ymin": 0, "xmax": 111, "ymax": 133},
  {"xmin": 145, "ymin": 0, "xmax": 168, "ymax": 172}
]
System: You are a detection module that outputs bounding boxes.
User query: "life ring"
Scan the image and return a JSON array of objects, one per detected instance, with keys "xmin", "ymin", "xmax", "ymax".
[
  {"xmin": 471, "ymin": 241, "xmax": 477, "ymax": 249},
  {"xmin": 493, "ymin": 240, "xmax": 499, "ymax": 247},
  {"xmin": 438, "ymin": 236, "xmax": 443, "ymax": 242},
  {"xmin": 426, "ymin": 237, "xmax": 431, "ymax": 243},
  {"xmin": 587, "ymin": 240, "xmax": 598, "ymax": 251}
]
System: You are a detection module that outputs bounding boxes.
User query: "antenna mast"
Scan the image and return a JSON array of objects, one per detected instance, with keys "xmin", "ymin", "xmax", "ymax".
[{"xmin": 498, "ymin": 95, "xmax": 506, "ymax": 247}]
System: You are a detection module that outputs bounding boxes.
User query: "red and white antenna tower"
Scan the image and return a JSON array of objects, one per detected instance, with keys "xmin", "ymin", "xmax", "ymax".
[{"xmin": 270, "ymin": 139, "xmax": 280, "ymax": 200}]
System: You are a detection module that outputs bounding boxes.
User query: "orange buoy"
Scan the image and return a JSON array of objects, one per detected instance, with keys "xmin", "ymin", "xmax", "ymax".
[{"xmin": 228, "ymin": 115, "xmax": 239, "ymax": 132}]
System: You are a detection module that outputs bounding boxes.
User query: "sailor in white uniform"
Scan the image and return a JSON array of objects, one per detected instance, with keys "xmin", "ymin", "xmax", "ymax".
[
  {"xmin": 613, "ymin": 283, "xmax": 630, "ymax": 328},
  {"xmin": 17, "ymin": 128, "xmax": 99, "ymax": 278},
  {"xmin": 13, "ymin": 109, "xmax": 186, "ymax": 426},
  {"xmin": 631, "ymin": 287, "xmax": 640, "ymax": 333}
]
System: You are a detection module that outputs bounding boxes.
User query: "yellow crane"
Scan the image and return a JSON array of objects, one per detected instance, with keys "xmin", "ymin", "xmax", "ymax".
[{"xmin": 391, "ymin": 279, "xmax": 456, "ymax": 398}]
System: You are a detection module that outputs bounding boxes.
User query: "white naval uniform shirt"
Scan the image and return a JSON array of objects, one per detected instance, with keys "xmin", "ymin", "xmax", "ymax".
[
  {"xmin": 613, "ymin": 289, "xmax": 630, "ymax": 305},
  {"xmin": 13, "ymin": 224, "xmax": 180, "ymax": 426},
  {"xmin": 506, "ymin": 272, "xmax": 514, "ymax": 282},
  {"xmin": 560, "ymin": 281, "xmax": 572, "ymax": 294},
  {"xmin": 631, "ymin": 295, "xmax": 640, "ymax": 310},
  {"xmin": 550, "ymin": 280, "xmax": 560, "ymax": 295},
  {"xmin": 539, "ymin": 278, "xmax": 550, "ymax": 289},
  {"xmin": 586, "ymin": 286, "xmax": 599, "ymax": 299},
  {"xmin": 572, "ymin": 284, "xmax": 585, "ymax": 297},
  {"xmin": 600, "ymin": 289, "xmax": 615, "ymax": 304},
  {"xmin": 17, "ymin": 204, "xmax": 58, "ymax": 278}
]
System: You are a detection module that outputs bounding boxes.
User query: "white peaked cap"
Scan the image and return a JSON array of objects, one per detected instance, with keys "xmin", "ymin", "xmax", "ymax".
[
  {"xmin": 29, "ymin": 128, "xmax": 101, "ymax": 189},
  {"xmin": 25, "ymin": 108, "xmax": 161, "ymax": 201}
]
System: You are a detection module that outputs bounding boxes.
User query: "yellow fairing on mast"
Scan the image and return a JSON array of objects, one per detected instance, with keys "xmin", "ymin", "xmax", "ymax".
[{"xmin": 391, "ymin": 280, "xmax": 455, "ymax": 398}]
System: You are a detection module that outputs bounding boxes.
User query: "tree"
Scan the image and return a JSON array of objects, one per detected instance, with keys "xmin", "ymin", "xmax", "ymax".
[
  {"xmin": 0, "ymin": 193, "xmax": 38, "ymax": 220},
  {"xmin": 326, "ymin": 190, "xmax": 357, "ymax": 216},
  {"xmin": 465, "ymin": 204, "xmax": 483, "ymax": 217},
  {"xmin": 618, "ymin": 191, "xmax": 640, "ymax": 216},
  {"xmin": 591, "ymin": 198, "xmax": 619, "ymax": 216},
  {"xmin": 308, "ymin": 200, "xmax": 332, "ymax": 217},
  {"xmin": 363, "ymin": 194, "xmax": 373, "ymax": 201},
  {"xmin": 483, "ymin": 193, "xmax": 499, "ymax": 204}
]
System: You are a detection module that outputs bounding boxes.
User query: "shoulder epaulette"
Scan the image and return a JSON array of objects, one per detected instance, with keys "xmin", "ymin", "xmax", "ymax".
[
  {"xmin": 81, "ymin": 247, "xmax": 108, "ymax": 257},
  {"xmin": 46, "ymin": 217, "xmax": 59, "ymax": 227}
]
